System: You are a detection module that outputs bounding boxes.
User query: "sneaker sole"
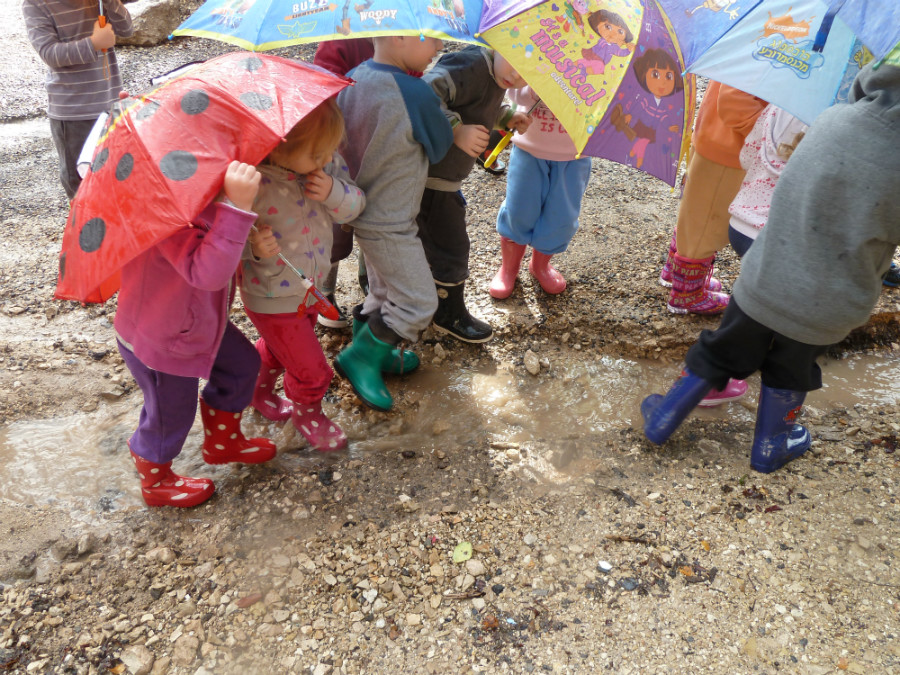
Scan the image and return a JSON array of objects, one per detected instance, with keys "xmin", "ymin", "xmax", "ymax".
[
  {"xmin": 317, "ymin": 316, "xmax": 351, "ymax": 329},
  {"xmin": 697, "ymin": 394, "xmax": 746, "ymax": 408},
  {"xmin": 667, "ymin": 303, "xmax": 726, "ymax": 316},
  {"xmin": 433, "ymin": 323, "xmax": 493, "ymax": 344}
]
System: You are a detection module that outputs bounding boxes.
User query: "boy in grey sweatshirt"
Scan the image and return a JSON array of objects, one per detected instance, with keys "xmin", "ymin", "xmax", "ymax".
[{"xmin": 641, "ymin": 55, "xmax": 900, "ymax": 474}]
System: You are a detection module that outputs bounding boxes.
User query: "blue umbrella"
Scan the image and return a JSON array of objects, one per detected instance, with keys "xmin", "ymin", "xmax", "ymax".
[
  {"xmin": 172, "ymin": 0, "xmax": 486, "ymax": 51},
  {"xmin": 662, "ymin": 0, "xmax": 884, "ymax": 125}
]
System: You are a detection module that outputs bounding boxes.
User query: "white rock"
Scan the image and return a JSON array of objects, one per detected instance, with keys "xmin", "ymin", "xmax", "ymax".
[
  {"xmin": 524, "ymin": 350, "xmax": 541, "ymax": 375},
  {"xmin": 465, "ymin": 559, "xmax": 486, "ymax": 576}
]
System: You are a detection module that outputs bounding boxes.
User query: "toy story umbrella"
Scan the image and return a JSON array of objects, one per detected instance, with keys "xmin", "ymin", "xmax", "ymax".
[
  {"xmin": 479, "ymin": 0, "xmax": 696, "ymax": 186},
  {"xmin": 669, "ymin": 0, "xmax": 888, "ymax": 125},
  {"xmin": 55, "ymin": 52, "xmax": 352, "ymax": 304},
  {"xmin": 171, "ymin": 0, "xmax": 485, "ymax": 51}
]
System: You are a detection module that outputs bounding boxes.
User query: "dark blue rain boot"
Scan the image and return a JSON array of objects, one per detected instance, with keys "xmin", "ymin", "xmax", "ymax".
[
  {"xmin": 641, "ymin": 370, "xmax": 713, "ymax": 445},
  {"xmin": 750, "ymin": 386, "xmax": 811, "ymax": 473}
]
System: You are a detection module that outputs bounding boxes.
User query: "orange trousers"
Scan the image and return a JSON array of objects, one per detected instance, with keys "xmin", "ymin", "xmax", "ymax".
[{"xmin": 674, "ymin": 152, "xmax": 745, "ymax": 260}]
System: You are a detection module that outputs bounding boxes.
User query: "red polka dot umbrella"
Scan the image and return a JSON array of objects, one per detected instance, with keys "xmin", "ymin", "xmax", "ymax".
[{"xmin": 55, "ymin": 51, "xmax": 351, "ymax": 303}]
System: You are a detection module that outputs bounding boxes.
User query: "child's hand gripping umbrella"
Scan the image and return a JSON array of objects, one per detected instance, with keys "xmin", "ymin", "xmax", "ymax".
[
  {"xmin": 249, "ymin": 226, "xmax": 340, "ymax": 322},
  {"xmin": 482, "ymin": 99, "xmax": 540, "ymax": 169}
]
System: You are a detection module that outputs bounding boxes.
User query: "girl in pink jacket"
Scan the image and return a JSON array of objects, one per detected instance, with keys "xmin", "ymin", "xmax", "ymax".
[{"xmin": 115, "ymin": 161, "xmax": 277, "ymax": 508}]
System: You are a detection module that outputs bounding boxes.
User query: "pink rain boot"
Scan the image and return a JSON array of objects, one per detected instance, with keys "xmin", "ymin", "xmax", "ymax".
[
  {"xmin": 251, "ymin": 340, "xmax": 292, "ymax": 422},
  {"xmin": 697, "ymin": 378, "xmax": 748, "ymax": 407},
  {"xmin": 667, "ymin": 253, "xmax": 729, "ymax": 315},
  {"xmin": 490, "ymin": 237, "xmax": 527, "ymax": 299},
  {"xmin": 529, "ymin": 250, "xmax": 566, "ymax": 294},
  {"xmin": 291, "ymin": 401, "xmax": 348, "ymax": 452},
  {"xmin": 659, "ymin": 234, "xmax": 722, "ymax": 292}
]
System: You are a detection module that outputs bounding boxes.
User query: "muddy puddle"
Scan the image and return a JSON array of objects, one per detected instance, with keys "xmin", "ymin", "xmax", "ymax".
[{"xmin": 1, "ymin": 351, "xmax": 898, "ymax": 520}]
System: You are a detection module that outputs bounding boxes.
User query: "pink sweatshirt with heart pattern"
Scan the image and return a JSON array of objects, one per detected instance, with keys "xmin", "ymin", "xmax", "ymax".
[{"xmin": 240, "ymin": 153, "xmax": 365, "ymax": 315}]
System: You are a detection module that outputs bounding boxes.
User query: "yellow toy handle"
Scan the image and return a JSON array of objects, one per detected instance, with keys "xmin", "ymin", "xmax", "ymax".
[
  {"xmin": 482, "ymin": 132, "xmax": 513, "ymax": 169},
  {"xmin": 482, "ymin": 99, "xmax": 541, "ymax": 169}
]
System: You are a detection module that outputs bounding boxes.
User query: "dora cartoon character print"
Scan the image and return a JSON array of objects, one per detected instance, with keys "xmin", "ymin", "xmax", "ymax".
[
  {"xmin": 579, "ymin": 8, "xmax": 635, "ymax": 76},
  {"xmin": 609, "ymin": 48, "xmax": 684, "ymax": 169}
]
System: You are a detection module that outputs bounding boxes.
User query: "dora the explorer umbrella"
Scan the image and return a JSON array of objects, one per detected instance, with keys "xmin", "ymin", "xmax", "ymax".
[
  {"xmin": 478, "ymin": 0, "xmax": 696, "ymax": 186},
  {"xmin": 55, "ymin": 52, "xmax": 351, "ymax": 305}
]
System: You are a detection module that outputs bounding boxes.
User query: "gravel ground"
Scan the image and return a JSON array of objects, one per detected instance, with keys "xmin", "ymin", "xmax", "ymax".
[{"xmin": 2, "ymin": 4, "xmax": 900, "ymax": 674}]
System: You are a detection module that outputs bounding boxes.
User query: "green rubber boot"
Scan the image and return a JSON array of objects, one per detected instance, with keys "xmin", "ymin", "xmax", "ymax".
[
  {"xmin": 352, "ymin": 313, "xmax": 419, "ymax": 375},
  {"xmin": 335, "ymin": 322, "xmax": 396, "ymax": 411}
]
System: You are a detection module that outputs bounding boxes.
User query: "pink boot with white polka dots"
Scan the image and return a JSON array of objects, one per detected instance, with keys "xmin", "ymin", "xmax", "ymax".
[{"xmin": 291, "ymin": 401, "xmax": 347, "ymax": 453}]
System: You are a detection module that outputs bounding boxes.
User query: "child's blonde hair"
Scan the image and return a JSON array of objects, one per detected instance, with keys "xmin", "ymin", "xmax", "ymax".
[{"xmin": 270, "ymin": 97, "xmax": 344, "ymax": 164}]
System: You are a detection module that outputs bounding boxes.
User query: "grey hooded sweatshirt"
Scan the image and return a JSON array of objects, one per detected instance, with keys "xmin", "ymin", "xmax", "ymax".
[{"xmin": 733, "ymin": 59, "xmax": 900, "ymax": 345}]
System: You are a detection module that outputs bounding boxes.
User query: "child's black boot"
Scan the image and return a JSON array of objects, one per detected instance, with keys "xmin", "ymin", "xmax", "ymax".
[
  {"xmin": 750, "ymin": 386, "xmax": 810, "ymax": 473},
  {"xmin": 433, "ymin": 280, "xmax": 493, "ymax": 344}
]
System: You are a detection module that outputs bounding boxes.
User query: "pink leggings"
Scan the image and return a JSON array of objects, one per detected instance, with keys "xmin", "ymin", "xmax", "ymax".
[{"xmin": 244, "ymin": 307, "xmax": 333, "ymax": 405}]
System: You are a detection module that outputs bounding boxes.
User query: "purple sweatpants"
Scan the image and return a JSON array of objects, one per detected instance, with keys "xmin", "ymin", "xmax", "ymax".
[{"xmin": 118, "ymin": 322, "xmax": 260, "ymax": 464}]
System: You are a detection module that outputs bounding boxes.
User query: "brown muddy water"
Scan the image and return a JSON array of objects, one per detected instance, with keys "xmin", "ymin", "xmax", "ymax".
[{"xmin": 2, "ymin": 352, "xmax": 898, "ymax": 519}]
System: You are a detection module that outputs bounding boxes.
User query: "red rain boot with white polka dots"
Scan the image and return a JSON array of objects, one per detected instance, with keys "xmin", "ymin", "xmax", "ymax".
[
  {"xmin": 199, "ymin": 400, "xmax": 277, "ymax": 465},
  {"xmin": 130, "ymin": 446, "xmax": 215, "ymax": 508},
  {"xmin": 291, "ymin": 401, "xmax": 347, "ymax": 453}
]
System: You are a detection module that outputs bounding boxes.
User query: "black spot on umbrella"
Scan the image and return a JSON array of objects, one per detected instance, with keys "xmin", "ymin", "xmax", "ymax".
[
  {"xmin": 92, "ymin": 147, "xmax": 109, "ymax": 173},
  {"xmin": 240, "ymin": 91, "xmax": 272, "ymax": 111},
  {"xmin": 116, "ymin": 153, "xmax": 134, "ymax": 181},
  {"xmin": 160, "ymin": 150, "xmax": 198, "ymax": 181},
  {"xmin": 79, "ymin": 218, "xmax": 106, "ymax": 253},
  {"xmin": 181, "ymin": 89, "xmax": 210, "ymax": 115},
  {"xmin": 135, "ymin": 100, "xmax": 160, "ymax": 121},
  {"xmin": 241, "ymin": 56, "xmax": 263, "ymax": 71},
  {"xmin": 59, "ymin": 252, "xmax": 66, "ymax": 280}
]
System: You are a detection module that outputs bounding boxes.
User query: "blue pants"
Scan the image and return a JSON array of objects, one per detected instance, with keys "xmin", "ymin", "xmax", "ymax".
[
  {"xmin": 728, "ymin": 225, "xmax": 755, "ymax": 258},
  {"xmin": 118, "ymin": 322, "xmax": 259, "ymax": 464},
  {"xmin": 496, "ymin": 146, "xmax": 592, "ymax": 254}
]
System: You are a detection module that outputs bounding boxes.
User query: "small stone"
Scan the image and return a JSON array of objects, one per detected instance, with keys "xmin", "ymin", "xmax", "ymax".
[
  {"xmin": 465, "ymin": 559, "xmax": 486, "ymax": 576},
  {"xmin": 147, "ymin": 547, "xmax": 176, "ymax": 565},
  {"xmin": 524, "ymin": 350, "xmax": 541, "ymax": 375},
  {"xmin": 172, "ymin": 635, "xmax": 200, "ymax": 666},
  {"xmin": 523, "ymin": 533, "xmax": 538, "ymax": 546},
  {"xmin": 120, "ymin": 644, "xmax": 155, "ymax": 675},
  {"xmin": 406, "ymin": 613, "xmax": 421, "ymax": 627}
]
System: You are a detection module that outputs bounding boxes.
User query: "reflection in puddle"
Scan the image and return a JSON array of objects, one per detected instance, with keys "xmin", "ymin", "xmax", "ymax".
[{"xmin": 1, "ymin": 352, "xmax": 898, "ymax": 516}]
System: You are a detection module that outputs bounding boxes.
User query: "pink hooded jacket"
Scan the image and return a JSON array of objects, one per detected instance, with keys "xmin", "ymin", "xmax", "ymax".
[{"xmin": 114, "ymin": 201, "xmax": 256, "ymax": 379}]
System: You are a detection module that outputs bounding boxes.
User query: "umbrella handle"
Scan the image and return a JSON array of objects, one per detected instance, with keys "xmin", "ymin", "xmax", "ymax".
[
  {"xmin": 98, "ymin": 13, "xmax": 107, "ymax": 51},
  {"xmin": 482, "ymin": 132, "xmax": 513, "ymax": 169},
  {"xmin": 249, "ymin": 226, "xmax": 340, "ymax": 321},
  {"xmin": 275, "ymin": 252, "xmax": 340, "ymax": 321},
  {"xmin": 98, "ymin": 13, "xmax": 110, "ymax": 79},
  {"xmin": 483, "ymin": 99, "xmax": 541, "ymax": 169}
]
